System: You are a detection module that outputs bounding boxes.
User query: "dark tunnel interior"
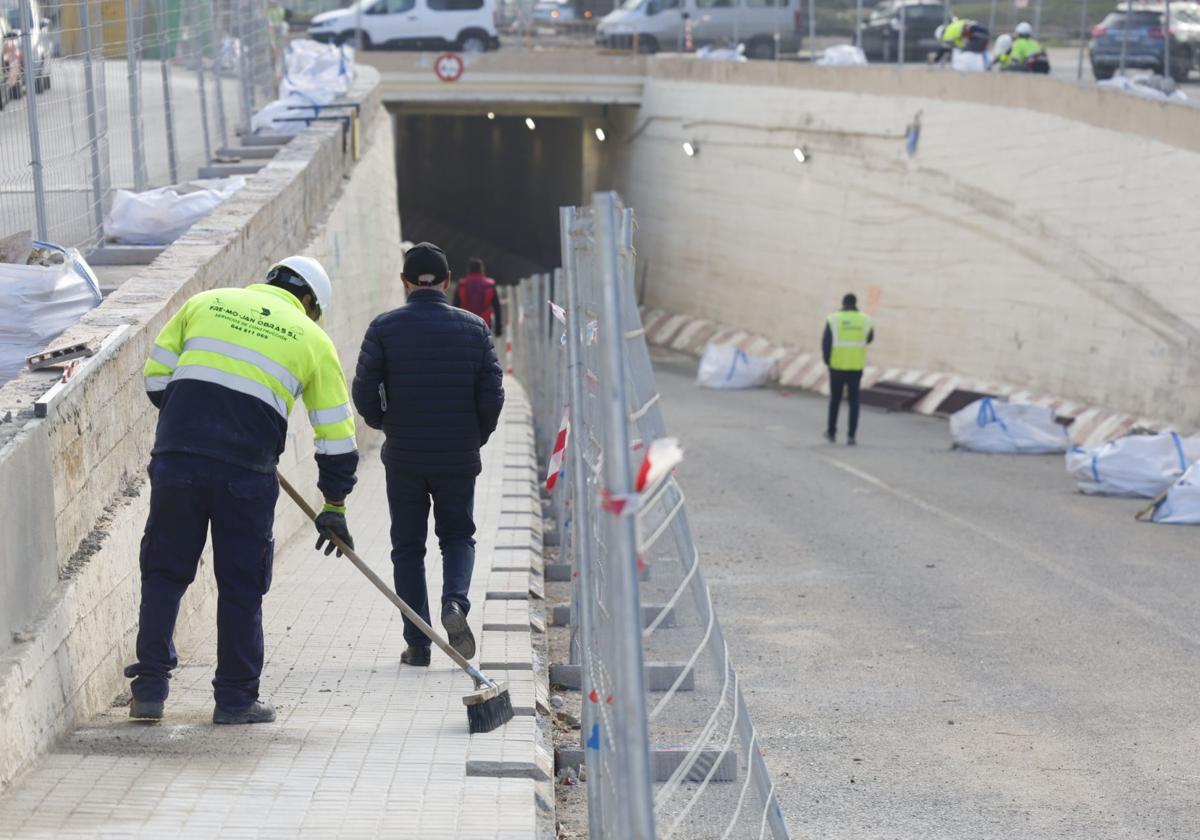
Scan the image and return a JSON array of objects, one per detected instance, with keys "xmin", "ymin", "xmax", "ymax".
[{"xmin": 392, "ymin": 113, "xmax": 590, "ymax": 285}]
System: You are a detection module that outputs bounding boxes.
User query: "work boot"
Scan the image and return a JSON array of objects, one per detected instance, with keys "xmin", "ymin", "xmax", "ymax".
[
  {"xmin": 212, "ymin": 700, "xmax": 276, "ymax": 725},
  {"xmin": 847, "ymin": 437, "xmax": 857, "ymax": 447},
  {"xmin": 441, "ymin": 602, "xmax": 476, "ymax": 660},
  {"xmin": 401, "ymin": 644, "xmax": 431, "ymax": 667},
  {"xmin": 823, "ymin": 431, "xmax": 836, "ymax": 443},
  {"xmin": 129, "ymin": 698, "xmax": 164, "ymax": 720}
]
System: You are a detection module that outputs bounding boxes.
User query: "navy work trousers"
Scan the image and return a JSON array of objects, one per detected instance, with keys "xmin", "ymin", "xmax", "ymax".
[
  {"xmin": 124, "ymin": 453, "xmax": 278, "ymax": 710},
  {"xmin": 385, "ymin": 468, "xmax": 476, "ymax": 648},
  {"xmin": 827, "ymin": 368, "xmax": 864, "ymax": 439}
]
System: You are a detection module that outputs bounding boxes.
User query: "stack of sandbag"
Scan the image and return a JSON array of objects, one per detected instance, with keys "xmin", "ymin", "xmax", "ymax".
[
  {"xmin": 696, "ymin": 342, "xmax": 774, "ymax": 389},
  {"xmin": 252, "ymin": 39, "xmax": 354, "ymax": 135},
  {"xmin": 104, "ymin": 177, "xmax": 246, "ymax": 246},
  {"xmin": 1066, "ymin": 431, "xmax": 1200, "ymax": 498},
  {"xmin": 817, "ymin": 45, "xmax": 868, "ymax": 66},
  {"xmin": 1147, "ymin": 461, "xmax": 1200, "ymax": 524},
  {"xmin": 0, "ymin": 235, "xmax": 103, "ymax": 382},
  {"xmin": 949, "ymin": 397, "xmax": 1069, "ymax": 454}
]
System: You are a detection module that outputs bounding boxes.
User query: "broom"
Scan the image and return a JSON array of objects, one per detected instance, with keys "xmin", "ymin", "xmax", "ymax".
[{"xmin": 278, "ymin": 473, "xmax": 514, "ymax": 734}]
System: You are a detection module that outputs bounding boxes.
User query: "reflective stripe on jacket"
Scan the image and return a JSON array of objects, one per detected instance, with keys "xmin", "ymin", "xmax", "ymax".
[
  {"xmin": 143, "ymin": 283, "xmax": 357, "ymax": 498},
  {"xmin": 827, "ymin": 310, "xmax": 873, "ymax": 371}
]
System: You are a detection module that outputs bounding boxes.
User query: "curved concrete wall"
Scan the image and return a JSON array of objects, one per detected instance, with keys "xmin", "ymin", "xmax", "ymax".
[
  {"xmin": 0, "ymin": 67, "xmax": 404, "ymax": 789},
  {"xmin": 606, "ymin": 61, "xmax": 1200, "ymax": 428}
]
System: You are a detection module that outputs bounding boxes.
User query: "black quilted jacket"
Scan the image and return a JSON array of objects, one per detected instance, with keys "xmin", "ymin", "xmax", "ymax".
[{"xmin": 352, "ymin": 289, "xmax": 505, "ymax": 476}]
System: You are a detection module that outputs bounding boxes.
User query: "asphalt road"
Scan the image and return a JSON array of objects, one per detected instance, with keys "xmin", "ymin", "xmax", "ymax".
[{"xmin": 651, "ymin": 347, "xmax": 1200, "ymax": 840}]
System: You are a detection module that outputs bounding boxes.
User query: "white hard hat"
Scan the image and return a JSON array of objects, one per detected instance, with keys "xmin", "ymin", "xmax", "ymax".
[
  {"xmin": 935, "ymin": 23, "xmax": 945, "ymax": 41},
  {"xmin": 994, "ymin": 33, "xmax": 1013, "ymax": 53},
  {"xmin": 1015, "ymin": 21, "xmax": 1032, "ymax": 36},
  {"xmin": 269, "ymin": 255, "xmax": 332, "ymax": 315}
]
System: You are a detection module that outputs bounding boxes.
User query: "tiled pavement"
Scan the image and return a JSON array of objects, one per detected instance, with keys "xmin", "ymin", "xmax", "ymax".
[{"xmin": 0, "ymin": 383, "xmax": 548, "ymax": 840}]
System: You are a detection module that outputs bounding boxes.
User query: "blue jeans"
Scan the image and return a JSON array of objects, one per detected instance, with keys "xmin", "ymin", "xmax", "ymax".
[
  {"xmin": 124, "ymin": 453, "xmax": 277, "ymax": 709},
  {"xmin": 385, "ymin": 469, "xmax": 476, "ymax": 648}
]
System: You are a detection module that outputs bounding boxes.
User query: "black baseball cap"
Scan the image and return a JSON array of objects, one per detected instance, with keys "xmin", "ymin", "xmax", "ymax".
[{"xmin": 402, "ymin": 242, "xmax": 450, "ymax": 286}]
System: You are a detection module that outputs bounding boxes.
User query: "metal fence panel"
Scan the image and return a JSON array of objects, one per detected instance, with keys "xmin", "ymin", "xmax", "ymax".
[{"xmin": 511, "ymin": 192, "xmax": 789, "ymax": 839}]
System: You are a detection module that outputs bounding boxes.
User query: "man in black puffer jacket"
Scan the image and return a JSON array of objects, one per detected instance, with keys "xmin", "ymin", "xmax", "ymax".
[{"xmin": 352, "ymin": 242, "xmax": 505, "ymax": 666}]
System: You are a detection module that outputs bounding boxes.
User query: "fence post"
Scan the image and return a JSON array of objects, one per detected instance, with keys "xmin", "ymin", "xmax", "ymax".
[
  {"xmin": 18, "ymin": 0, "xmax": 47, "ymax": 240},
  {"xmin": 210, "ymin": 0, "xmax": 230, "ymax": 147},
  {"xmin": 79, "ymin": 0, "xmax": 108, "ymax": 237},
  {"xmin": 855, "ymin": 0, "xmax": 863, "ymax": 49},
  {"xmin": 1032, "ymin": 0, "xmax": 1043, "ymax": 33},
  {"xmin": 1118, "ymin": 0, "xmax": 1131, "ymax": 76},
  {"xmin": 593, "ymin": 191, "xmax": 656, "ymax": 840},
  {"xmin": 988, "ymin": 0, "xmax": 997, "ymax": 34},
  {"xmin": 125, "ymin": 0, "xmax": 148, "ymax": 190},
  {"xmin": 898, "ymin": 1, "xmax": 906, "ymax": 64},
  {"xmin": 1164, "ymin": 0, "xmax": 1172, "ymax": 80},
  {"xmin": 237, "ymin": 0, "xmax": 254, "ymax": 134},
  {"xmin": 156, "ymin": 0, "xmax": 179, "ymax": 183},
  {"xmin": 1077, "ymin": 0, "xmax": 1088, "ymax": 80},
  {"xmin": 807, "ymin": 0, "xmax": 815, "ymax": 61},
  {"xmin": 187, "ymin": 0, "xmax": 213, "ymax": 164}
]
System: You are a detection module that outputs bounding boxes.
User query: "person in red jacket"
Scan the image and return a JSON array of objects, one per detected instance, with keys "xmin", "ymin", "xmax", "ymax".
[{"xmin": 453, "ymin": 257, "xmax": 503, "ymax": 336}]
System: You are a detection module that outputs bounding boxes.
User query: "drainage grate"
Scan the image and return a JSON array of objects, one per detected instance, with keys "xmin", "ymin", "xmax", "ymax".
[{"xmin": 860, "ymin": 381, "xmax": 930, "ymax": 412}]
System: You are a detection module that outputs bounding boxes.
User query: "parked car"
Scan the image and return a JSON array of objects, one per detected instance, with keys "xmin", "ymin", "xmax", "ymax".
[
  {"xmin": 308, "ymin": 0, "xmax": 500, "ymax": 52},
  {"xmin": 532, "ymin": 0, "xmax": 577, "ymax": 23},
  {"xmin": 596, "ymin": 0, "xmax": 801, "ymax": 59},
  {"xmin": 859, "ymin": 0, "xmax": 943, "ymax": 62},
  {"xmin": 0, "ymin": 0, "xmax": 50, "ymax": 93},
  {"xmin": 0, "ymin": 16, "xmax": 20, "ymax": 110},
  {"xmin": 1089, "ymin": 4, "xmax": 1196, "ymax": 81}
]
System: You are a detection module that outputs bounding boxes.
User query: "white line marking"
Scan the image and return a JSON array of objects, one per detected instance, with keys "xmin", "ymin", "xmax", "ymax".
[{"xmin": 823, "ymin": 456, "xmax": 1200, "ymax": 648}]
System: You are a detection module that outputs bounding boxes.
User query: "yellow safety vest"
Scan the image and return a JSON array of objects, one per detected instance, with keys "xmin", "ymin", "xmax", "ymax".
[
  {"xmin": 827, "ymin": 310, "xmax": 872, "ymax": 371},
  {"xmin": 143, "ymin": 283, "xmax": 357, "ymax": 456}
]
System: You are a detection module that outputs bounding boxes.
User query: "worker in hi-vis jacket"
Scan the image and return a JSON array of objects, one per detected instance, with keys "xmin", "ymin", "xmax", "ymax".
[{"xmin": 126, "ymin": 256, "xmax": 358, "ymax": 725}]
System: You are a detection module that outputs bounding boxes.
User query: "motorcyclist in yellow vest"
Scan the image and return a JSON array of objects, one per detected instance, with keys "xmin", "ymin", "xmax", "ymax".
[
  {"xmin": 823, "ymin": 293, "xmax": 874, "ymax": 446},
  {"xmin": 126, "ymin": 256, "xmax": 358, "ymax": 725},
  {"xmin": 932, "ymin": 17, "xmax": 988, "ymax": 63}
]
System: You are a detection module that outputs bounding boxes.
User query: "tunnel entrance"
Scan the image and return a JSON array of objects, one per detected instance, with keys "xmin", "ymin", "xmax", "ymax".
[{"xmin": 391, "ymin": 109, "xmax": 613, "ymax": 284}]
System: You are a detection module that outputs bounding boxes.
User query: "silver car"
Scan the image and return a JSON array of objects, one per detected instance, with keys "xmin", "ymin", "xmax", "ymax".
[{"xmin": 597, "ymin": 0, "xmax": 801, "ymax": 59}]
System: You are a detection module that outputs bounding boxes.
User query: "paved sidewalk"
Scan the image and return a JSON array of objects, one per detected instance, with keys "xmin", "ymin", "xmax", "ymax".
[{"xmin": 0, "ymin": 385, "xmax": 546, "ymax": 840}]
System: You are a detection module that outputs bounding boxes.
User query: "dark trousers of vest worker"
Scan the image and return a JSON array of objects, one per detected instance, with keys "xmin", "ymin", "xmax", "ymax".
[
  {"xmin": 827, "ymin": 369, "xmax": 864, "ymax": 439},
  {"xmin": 384, "ymin": 468, "xmax": 476, "ymax": 648},
  {"xmin": 124, "ymin": 453, "xmax": 277, "ymax": 710}
]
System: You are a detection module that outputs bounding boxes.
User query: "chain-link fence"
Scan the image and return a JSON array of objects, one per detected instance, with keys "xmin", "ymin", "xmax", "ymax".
[
  {"xmin": 0, "ymin": 0, "xmax": 283, "ymax": 251},
  {"xmin": 509, "ymin": 192, "xmax": 788, "ymax": 839}
]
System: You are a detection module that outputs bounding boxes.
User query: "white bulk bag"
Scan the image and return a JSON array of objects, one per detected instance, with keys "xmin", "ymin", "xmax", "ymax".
[
  {"xmin": 105, "ymin": 177, "xmax": 246, "ymax": 246},
  {"xmin": 950, "ymin": 49, "xmax": 989, "ymax": 72},
  {"xmin": 817, "ymin": 45, "xmax": 868, "ymax": 66},
  {"xmin": 281, "ymin": 39, "xmax": 354, "ymax": 97},
  {"xmin": 697, "ymin": 343, "xmax": 774, "ymax": 389},
  {"xmin": 0, "ymin": 242, "xmax": 102, "ymax": 382},
  {"xmin": 949, "ymin": 397, "xmax": 1069, "ymax": 454},
  {"xmin": 251, "ymin": 89, "xmax": 337, "ymax": 136},
  {"xmin": 1149, "ymin": 461, "xmax": 1200, "ymax": 524},
  {"xmin": 1066, "ymin": 432, "xmax": 1200, "ymax": 498}
]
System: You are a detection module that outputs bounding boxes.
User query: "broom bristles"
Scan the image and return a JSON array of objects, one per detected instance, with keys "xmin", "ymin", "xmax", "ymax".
[{"xmin": 466, "ymin": 689, "xmax": 515, "ymax": 734}]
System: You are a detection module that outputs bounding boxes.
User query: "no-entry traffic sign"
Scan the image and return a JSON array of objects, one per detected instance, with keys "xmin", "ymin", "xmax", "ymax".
[{"xmin": 435, "ymin": 53, "xmax": 465, "ymax": 82}]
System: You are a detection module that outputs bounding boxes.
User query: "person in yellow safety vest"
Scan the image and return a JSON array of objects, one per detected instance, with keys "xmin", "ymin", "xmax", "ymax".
[
  {"xmin": 991, "ymin": 33, "xmax": 1014, "ymax": 69},
  {"xmin": 1008, "ymin": 21, "xmax": 1045, "ymax": 66},
  {"xmin": 125, "ymin": 256, "xmax": 358, "ymax": 725},
  {"xmin": 932, "ymin": 17, "xmax": 987, "ymax": 63},
  {"xmin": 822, "ymin": 293, "xmax": 874, "ymax": 446}
]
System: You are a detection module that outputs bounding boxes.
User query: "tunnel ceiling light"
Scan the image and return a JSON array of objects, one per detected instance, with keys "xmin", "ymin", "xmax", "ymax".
[
  {"xmin": 525, "ymin": 117, "xmax": 537, "ymax": 131},
  {"xmin": 595, "ymin": 127, "xmax": 607, "ymax": 142},
  {"xmin": 793, "ymin": 147, "xmax": 808, "ymax": 163},
  {"xmin": 682, "ymin": 141, "xmax": 698, "ymax": 157},
  {"xmin": 487, "ymin": 111, "xmax": 496, "ymax": 120}
]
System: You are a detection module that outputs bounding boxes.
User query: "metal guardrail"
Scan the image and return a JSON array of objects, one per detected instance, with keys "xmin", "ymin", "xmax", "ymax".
[{"xmin": 510, "ymin": 192, "xmax": 789, "ymax": 839}]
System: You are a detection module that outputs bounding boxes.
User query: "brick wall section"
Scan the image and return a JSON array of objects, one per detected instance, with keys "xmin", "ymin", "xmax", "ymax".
[
  {"xmin": 0, "ymin": 66, "xmax": 405, "ymax": 790},
  {"xmin": 605, "ymin": 61, "xmax": 1200, "ymax": 431}
]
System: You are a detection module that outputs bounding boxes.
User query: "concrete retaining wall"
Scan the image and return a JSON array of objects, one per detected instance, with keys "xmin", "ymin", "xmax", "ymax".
[
  {"xmin": 605, "ymin": 60, "xmax": 1200, "ymax": 431},
  {"xmin": 0, "ymin": 67, "xmax": 405, "ymax": 790}
]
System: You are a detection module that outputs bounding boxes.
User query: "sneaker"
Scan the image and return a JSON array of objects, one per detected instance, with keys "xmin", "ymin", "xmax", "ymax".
[
  {"xmin": 441, "ymin": 602, "xmax": 476, "ymax": 660},
  {"xmin": 129, "ymin": 698, "xmax": 163, "ymax": 720},
  {"xmin": 212, "ymin": 700, "xmax": 276, "ymax": 725},
  {"xmin": 823, "ymin": 431, "xmax": 836, "ymax": 443},
  {"xmin": 847, "ymin": 437, "xmax": 857, "ymax": 447},
  {"xmin": 401, "ymin": 644, "xmax": 431, "ymax": 667}
]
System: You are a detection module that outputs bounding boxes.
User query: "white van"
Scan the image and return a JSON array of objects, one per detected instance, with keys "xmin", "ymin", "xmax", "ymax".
[
  {"xmin": 596, "ymin": 0, "xmax": 800, "ymax": 58},
  {"xmin": 308, "ymin": 0, "xmax": 500, "ymax": 52}
]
